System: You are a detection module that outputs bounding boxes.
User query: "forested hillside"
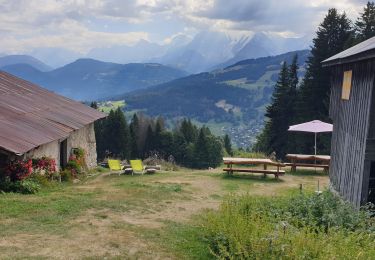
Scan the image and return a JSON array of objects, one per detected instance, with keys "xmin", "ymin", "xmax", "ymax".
[{"xmin": 117, "ymin": 50, "xmax": 310, "ymax": 147}]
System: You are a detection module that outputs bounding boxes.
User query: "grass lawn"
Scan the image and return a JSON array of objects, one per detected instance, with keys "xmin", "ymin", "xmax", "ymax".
[{"xmin": 0, "ymin": 168, "xmax": 329, "ymax": 259}]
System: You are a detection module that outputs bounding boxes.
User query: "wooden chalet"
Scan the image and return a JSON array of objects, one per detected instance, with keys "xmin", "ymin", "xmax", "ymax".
[{"xmin": 323, "ymin": 36, "xmax": 375, "ymax": 207}]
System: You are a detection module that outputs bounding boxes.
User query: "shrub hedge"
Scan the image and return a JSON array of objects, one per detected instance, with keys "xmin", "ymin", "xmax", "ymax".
[{"xmin": 202, "ymin": 191, "xmax": 375, "ymax": 259}]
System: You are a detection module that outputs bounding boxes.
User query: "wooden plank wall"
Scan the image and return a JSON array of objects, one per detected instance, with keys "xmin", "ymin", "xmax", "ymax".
[
  {"xmin": 362, "ymin": 86, "xmax": 375, "ymax": 203},
  {"xmin": 329, "ymin": 60, "xmax": 374, "ymax": 207}
]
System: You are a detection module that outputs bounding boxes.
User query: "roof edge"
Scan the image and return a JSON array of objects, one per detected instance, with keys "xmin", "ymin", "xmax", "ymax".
[{"xmin": 322, "ymin": 49, "xmax": 375, "ymax": 67}]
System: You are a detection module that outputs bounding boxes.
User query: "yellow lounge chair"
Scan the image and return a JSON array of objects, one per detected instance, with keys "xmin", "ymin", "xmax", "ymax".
[
  {"xmin": 108, "ymin": 159, "xmax": 125, "ymax": 175},
  {"xmin": 130, "ymin": 160, "xmax": 157, "ymax": 175}
]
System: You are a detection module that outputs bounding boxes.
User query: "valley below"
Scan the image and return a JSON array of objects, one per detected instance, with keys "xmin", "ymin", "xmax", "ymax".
[{"xmin": 1, "ymin": 49, "xmax": 310, "ymax": 148}]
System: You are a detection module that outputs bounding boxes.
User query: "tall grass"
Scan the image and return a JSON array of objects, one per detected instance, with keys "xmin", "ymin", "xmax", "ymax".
[{"xmin": 202, "ymin": 191, "xmax": 375, "ymax": 259}]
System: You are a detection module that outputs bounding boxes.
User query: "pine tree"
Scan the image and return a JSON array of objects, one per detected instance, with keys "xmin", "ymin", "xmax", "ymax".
[
  {"xmin": 193, "ymin": 128, "xmax": 210, "ymax": 169},
  {"xmin": 144, "ymin": 125, "xmax": 154, "ymax": 156},
  {"xmin": 112, "ymin": 108, "xmax": 131, "ymax": 159},
  {"xmin": 103, "ymin": 110, "xmax": 116, "ymax": 157},
  {"xmin": 91, "ymin": 101, "xmax": 105, "ymax": 160},
  {"xmin": 207, "ymin": 135, "xmax": 224, "ymax": 167},
  {"xmin": 253, "ymin": 121, "xmax": 272, "ymax": 154},
  {"xmin": 94, "ymin": 118, "xmax": 106, "ymax": 160},
  {"xmin": 129, "ymin": 114, "xmax": 139, "ymax": 158},
  {"xmin": 180, "ymin": 119, "xmax": 198, "ymax": 143},
  {"xmin": 264, "ymin": 62, "xmax": 291, "ymax": 158},
  {"xmin": 287, "ymin": 55, "xmax": 299, "ymax": 152},
  {"xmin": 355, "ymin": 2, "xmax": 375, "ymax": 42},
  {"xmin": 297, "ymin": 9, "xmax": 352, "ymax": 154},
  {"xmin": 153, "ymin": 119, "xmax": 163, "ymax": 150},
  {"xmin": 159, "ymin": 131, "xmax": 174, "ymax": 156},
  {"xmin": 223, "ymin": 134, "xmax": 233, "ymax": 156},
  {"xmin": 298, "ymin": 9, "xmax": 352, "ymax": 122},
  {"xmin": 172, "ymin": 131, "xmax": 188, "ymax": 164},
  {"xmin": 90, "ymin": 101, "xmax": 98, "ymax": 109}
]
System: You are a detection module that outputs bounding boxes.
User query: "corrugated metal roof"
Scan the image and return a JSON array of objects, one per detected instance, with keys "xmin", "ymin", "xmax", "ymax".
[
  {"xmin": 323, "ymin": 36, "xmax": 375, "ymax": 66},
  {"xmin": 0, "ymin": 71, "xmax": 106, "ymax": 155}
]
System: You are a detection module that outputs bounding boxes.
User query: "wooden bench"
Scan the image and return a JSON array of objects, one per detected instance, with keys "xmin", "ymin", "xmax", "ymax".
[
  {"xmin": 286, "ymin": 154, "xmax": 330, "ymax": 172},
  {"xmin": 223, "ymin": 158, "xmax": 286, "ymax": 179}
]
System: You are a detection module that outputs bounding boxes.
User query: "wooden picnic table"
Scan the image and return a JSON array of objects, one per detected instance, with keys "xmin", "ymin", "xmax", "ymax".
[
  {"xmin": 223, "ymin": 157, "xmax": 286, "ymax": 179},
  {"xmin": 285, "ymin": 154, "xmax": 330, "ymax": 172}
]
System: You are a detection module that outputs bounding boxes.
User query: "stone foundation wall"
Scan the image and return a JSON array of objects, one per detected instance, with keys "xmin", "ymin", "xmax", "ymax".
[
  {"xmin": 25, "ymin": 140, "xmax": 60, "ymax": 166},
  {"xmin": 24, "ymin": 123, "xmax": 98, "ymax": 170},
  {"xmin": 67, "ymin": 123, "xmax": 97, "ymax": 169}
]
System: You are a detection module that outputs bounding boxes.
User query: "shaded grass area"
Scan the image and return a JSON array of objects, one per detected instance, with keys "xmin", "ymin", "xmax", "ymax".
[
  {"xmin": 0, "ymin": 172, "xmax": 191, "ymax": 237},
  {"xmin": 287, "ymin": 168, "xmax": 328, "ymax": 176},
  {"xmin": 215, "ymin": 171, "xmax": 284, "ymax": 192}
]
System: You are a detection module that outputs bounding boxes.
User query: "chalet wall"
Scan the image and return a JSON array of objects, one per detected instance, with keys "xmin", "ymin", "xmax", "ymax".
[
  {"xmin": 67, "ymin": 123, "xmax": 97, "ymax": 169},
  {"xmin": 25, "ymin": 140, "xmax": 60, "ymax": 167},
  {"xmin": 329, "ymin": 60, "xmax": 375, "ymax": 207},
  {"xmin": 24, "ymin": 123, "xmax": 98, "ymax": 170}
]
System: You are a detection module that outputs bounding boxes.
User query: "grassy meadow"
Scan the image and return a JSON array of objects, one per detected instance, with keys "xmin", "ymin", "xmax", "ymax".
[{"xmin": 0, "ymin": 167, "xmax": 372, "ymax": 259}]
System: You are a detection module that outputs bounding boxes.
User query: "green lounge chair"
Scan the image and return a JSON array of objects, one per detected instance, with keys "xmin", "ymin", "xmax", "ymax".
[
  {"xmin": 108, "ymin": 159, "xmax": 125, "ymax": 175},
  {"xmin": 130, "ymin": 160, "xmax": 157, "ymax": 175}
]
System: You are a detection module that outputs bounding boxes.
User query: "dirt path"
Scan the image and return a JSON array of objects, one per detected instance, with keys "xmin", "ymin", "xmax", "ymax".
[
  {"xmin": 0, "ymin": 170, "xmax": 329, "ymax": 259},
  {"xmin": 70, "ymin": 171, "xmax": 329, "ymax": 244}
]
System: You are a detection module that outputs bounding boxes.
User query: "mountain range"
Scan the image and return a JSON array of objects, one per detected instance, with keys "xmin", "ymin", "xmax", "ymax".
[
  {"xmin": 9, "ymin": 31, "xmax": 311, "ymax": 73},
  {"xmin": 0, "ymin": 55, "xmax": 52, "ymax": 72},
  {"xmin": 0, "ymin": 58, "xmax": 187, "ymax": 100},
  {"xmin": 89, "ymin": 32, "xmax": 311, "ymax": 73}
]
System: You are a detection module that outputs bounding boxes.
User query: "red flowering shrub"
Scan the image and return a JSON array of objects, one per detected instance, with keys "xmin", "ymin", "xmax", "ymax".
[
  {"xmin": 65, "ymin": 148, "xmax": 87, "ymax": 179},
  {"xmin": 4, "ymin": 157, "xmax": 57, "ymax": 182},
  {"xmin": 5, "ymin": 159, "xmax": 33, "ymax": 181},
  {"xmin": 1, "ymin": 156, "xmax": 57, "ymax": 194},
  {"xmin": 32, "ymin": 157, "xmax": 57, "ymax": 178}
]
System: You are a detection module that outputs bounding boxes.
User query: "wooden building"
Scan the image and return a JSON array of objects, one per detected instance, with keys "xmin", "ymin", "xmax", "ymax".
[
  {"xmin": 323, "ymin": 37, "xmax": 375, "ymax": 207},
  {"xmin": 0, "ymin": 71, "xmax": 106, "ymax": 170}
]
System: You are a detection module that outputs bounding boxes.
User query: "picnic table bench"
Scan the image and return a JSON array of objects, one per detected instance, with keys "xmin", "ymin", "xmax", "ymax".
[
  {"xmin": 223, "ymin": 157, "xmax": 286, "ymax": 179},
  {"xmin": 285, "ymin": 154, "xmax": 330, "ymax": 172}
]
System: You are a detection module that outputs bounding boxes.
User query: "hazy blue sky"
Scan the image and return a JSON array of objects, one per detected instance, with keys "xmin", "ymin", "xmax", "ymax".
[{"xmin": 0, "ymin": 0, "xmax": 368, "ymax": 54}]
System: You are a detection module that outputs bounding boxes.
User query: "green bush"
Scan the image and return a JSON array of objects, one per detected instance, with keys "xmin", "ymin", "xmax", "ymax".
[
  {"xmin": 29, "ymin": 173, "xmax": 54, "ymax": 188},
  {"xmin": 8, "ymin": 179, "xmax": 41, "ymax": 194},
  {"xmin": 0, "ymin": 177, "xmax": 12, "ymax": 193},
  {"xmin": 202, "ymin": 191, "xmax": 375, "ymax": 259},
  {"xmin": 0, "ymin": 177, "xmax": 40, "ymax": 194},
  {"xmin": 285, "ymin": 191, "xmax": 372, "ymax": 231},
  {"xmin": 60, "ymin": 170, "xmax": 74, "ymax": 183},
  {"xmin": 66, "ymin": 160, "xmax": 80, "ymax": 174}
]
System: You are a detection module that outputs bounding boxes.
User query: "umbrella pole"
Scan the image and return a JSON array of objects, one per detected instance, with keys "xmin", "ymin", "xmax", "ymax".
[
  {"xmin": 314, "ymin": 133, "xmax": 317, "ymax": 173},
  {"xmin": 314, "ymin": 133, "xmax": 317, "ymax": 156}
]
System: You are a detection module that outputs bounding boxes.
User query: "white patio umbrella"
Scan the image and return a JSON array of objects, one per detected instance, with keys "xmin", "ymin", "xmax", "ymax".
[{"xmin": 288, "ymin": 120, "xmax": 333, "ymax": 155}]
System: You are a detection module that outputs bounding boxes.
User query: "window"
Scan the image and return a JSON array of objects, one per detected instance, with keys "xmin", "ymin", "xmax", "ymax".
[{"xmin": 342, "ymin": 70, "xmax": 352, "ymax": 100}]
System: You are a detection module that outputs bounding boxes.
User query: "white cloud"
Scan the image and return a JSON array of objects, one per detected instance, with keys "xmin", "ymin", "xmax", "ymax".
[
  {"xmin": 188, "ymin": 0, "xmax": 366, "ymax": 35},
  {"xmin": 0, "ymin": 0, "xmax": 150, "ymax": 53},
  {"xmin": 0, "ymin": 0, "xmax": 369, "ymax": 54}
]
